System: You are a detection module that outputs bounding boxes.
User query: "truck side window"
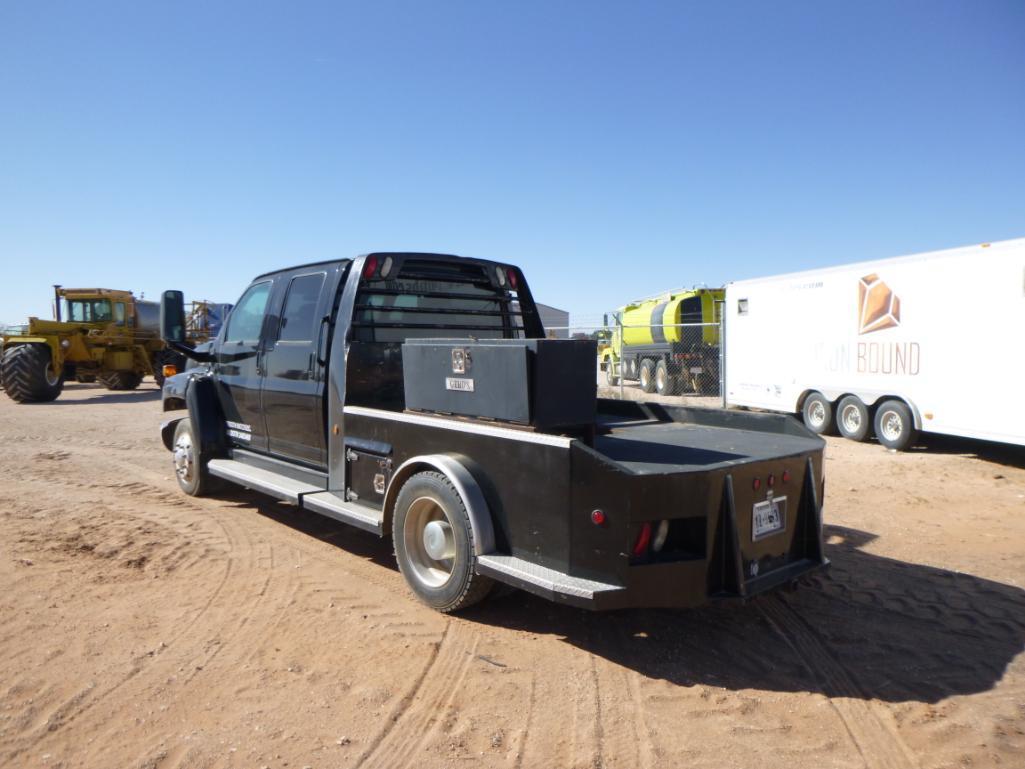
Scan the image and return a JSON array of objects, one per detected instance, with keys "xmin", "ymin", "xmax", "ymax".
[
  {"xmin": 737, "ymin": 298, "xmax": 749, "ymax": 315},
  {"xmin": 224, "ymin": 282, "xmax": 271, "ymax": 344},
  {"xmin": 278, "ymin": 273, "xmax": 325, "ymax": 342},
  {"xmin": 114, "ymin": 303, "xmax": 126, "ymax": 326}
]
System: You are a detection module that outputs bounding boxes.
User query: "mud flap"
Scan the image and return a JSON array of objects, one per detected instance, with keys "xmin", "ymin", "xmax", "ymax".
[{"xmin": 185, "ymin": 375, "xmax": 228, "ymax": 460}]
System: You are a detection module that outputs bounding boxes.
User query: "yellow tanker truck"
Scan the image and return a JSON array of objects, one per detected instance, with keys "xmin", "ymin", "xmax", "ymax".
[{"xmin": 601, "ymin": 287, "xmax": 724, "ymax": 395}]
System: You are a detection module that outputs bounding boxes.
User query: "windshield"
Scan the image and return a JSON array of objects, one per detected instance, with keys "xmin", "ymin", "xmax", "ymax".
[{"xmin": 65, "ymin": 299, "xmax": 112, "ymax": 323}]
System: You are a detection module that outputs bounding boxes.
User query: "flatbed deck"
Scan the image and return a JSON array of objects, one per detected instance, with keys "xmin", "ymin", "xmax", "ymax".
[{"xmin": 595, "ymin": 413, "xmax": 819, "ymax": 474}]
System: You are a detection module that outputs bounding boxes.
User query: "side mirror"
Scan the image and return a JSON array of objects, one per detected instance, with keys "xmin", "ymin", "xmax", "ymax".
[{"xmin": 161, "ymin": 290, "xmax": 186, "ymax": 343}]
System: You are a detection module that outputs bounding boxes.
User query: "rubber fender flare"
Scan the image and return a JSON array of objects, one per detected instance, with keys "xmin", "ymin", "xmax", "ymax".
[
  {"xmin": 383, "ymin": 454, "xmax": 496, "ymax": 556},
  {"xmin": 185, "ymin": 374, "xmax": 229, "ymax": 459},
  {"xmin": 160, "ymin": 417, "xmax": 185, "ymax": 451}
]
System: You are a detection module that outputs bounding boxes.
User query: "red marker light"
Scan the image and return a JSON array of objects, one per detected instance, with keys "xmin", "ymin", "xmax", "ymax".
[
  {"xmin": 507, "ymin": 268, "xmax": 519, "ymax": 290},
  {"xmin": 632, "ymin": 522, "xmax": 653, "ymax": 556},
  {"xmin": 767, "ymin": 474, "xmax": 775, "ymax": 488},
  {"xmin": 753, "ymin": 478, "xmax": 762, "ymax": 491},
  {"xmin": 782, "ymin": 470, "xmax": 791, "ymax": 483},
  {"xmin": 362, "ymin": 255, "xmax": 379, "ymax": 279},
  {"xmin": 590, "ymin": 509, "xmax": 606, "ymax": 526}
]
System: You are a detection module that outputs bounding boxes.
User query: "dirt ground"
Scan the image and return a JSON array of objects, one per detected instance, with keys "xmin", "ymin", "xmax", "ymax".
[{"xmin": 1, "ymin": 382, "xmax": 1023, "ymax": 769}]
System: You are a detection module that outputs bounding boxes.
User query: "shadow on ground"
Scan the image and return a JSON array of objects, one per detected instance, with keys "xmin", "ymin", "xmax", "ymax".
[
  {"xmin": 225, "ymin": 490, "xmax": 1025, "ymax": 705},
  {"xmin": 40, "ymin": 387, "xmax": 162, "ymax": 405}
]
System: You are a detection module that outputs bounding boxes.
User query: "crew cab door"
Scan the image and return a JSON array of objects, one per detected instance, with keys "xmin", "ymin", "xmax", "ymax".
[
  {"xmin": 261, "ymin": 263, "xmax": 346, "ymax": 466},
  {"xmin": 215, "ymin": 280, "xmax": 274, "ymax": 452}
]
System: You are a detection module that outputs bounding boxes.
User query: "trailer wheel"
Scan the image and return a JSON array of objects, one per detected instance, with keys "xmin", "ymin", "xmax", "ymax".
[
  {"xmin": 836, "ymin": 395, "xmax": 871, "ymax": 442},
  {"xmin": 654, "ymin": 360, "xmax": 672, "ymax": 395},
  {"xmin": 639, "ymin": 360, "xmax": 656, "ymax": 393},
  {"xmin": 172, "ymin": 418, "xmax": 216, "ymax": 496},
  {"xmin": 874, "ymin": 399, "xmax": 919, "ymax": 451},
  {"xmin": 393, "ymin": 472, "xmax": 494, "ymax": 613},
  {"xmin": 802, "ymin": 392, "xmax": 837, "ymax": 435}
]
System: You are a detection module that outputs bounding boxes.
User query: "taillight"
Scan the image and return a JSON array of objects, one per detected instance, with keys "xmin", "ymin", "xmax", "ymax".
[
  {"xmin": 767, "ymin": 474, "xmax": 775, "ymax": 488},
  {"xmin": 632, "ymin": 522, "xmax": 652, "ymax": 557},
  {"xmin": 590, "ymin": 509, "xmax": 606, "ymax": 526},
  {"xmin": 782, "ymin": 470, "xmax": 791, "ymax": 483},
  {"xmin": 753, "ymin": 477, "xmax": 761, "ymax": 491},
  {"xmin": 507, "ymin": 268, "xmax": 519, "ymax": 290},
  {"xmin": 362, "ymin": 255, "xmax": 379, "ymax": 279}
]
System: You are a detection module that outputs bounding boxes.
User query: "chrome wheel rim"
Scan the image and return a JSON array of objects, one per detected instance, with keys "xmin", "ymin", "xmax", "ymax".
[
  {"xmin": 841, "ymin": 404, "xmax": 862, "ymax": 433},
  {"xmin": 808, "ymin": 401, "xmax": 826, "ymax": 428},
  {"xmin": 656, "ymin": 367, "xmax": 666, "ymax": 392},
  {"xmin": 403, "ymin": 496, "xmax": 455, "ymax": 588},
  {"xmin": 45, "ymin": 365, "xmax": 60, "ymax": 386},
  {"xmin": 173, "ymin": 431, "xmax": 195, "ymax": 484},
  {"xmin": 880, "ymin": 411, "xmax": 903, "ymax": 441}
]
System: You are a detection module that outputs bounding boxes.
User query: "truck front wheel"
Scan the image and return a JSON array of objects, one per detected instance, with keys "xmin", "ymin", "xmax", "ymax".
[
  {"xmin": 836, "ymin": 395, "xmax": 871, "ymax": 442},
  {"xmin": 393, "ymin": 471, "xmax": 494, "ymax": 613},
  {"xmin": 172, "ymin": 419, "xmax": 216, "ymax": 496},
  {"xmin": 874, "ymin": 399, "xmax": 919, "ymax": 451}
]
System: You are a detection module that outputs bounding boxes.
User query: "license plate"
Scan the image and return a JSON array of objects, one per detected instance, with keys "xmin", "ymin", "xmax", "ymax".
[{"xmin": 752, "ymin": 496, "xmax": 786, "ymax": 541}]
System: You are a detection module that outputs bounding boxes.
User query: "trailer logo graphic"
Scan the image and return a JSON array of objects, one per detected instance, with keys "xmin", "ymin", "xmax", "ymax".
[{"xmin": 857, "ymin": 273, "xmax": 901, "ymax": 334}]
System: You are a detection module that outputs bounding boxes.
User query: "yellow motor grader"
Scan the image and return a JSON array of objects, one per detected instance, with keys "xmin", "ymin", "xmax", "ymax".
[{"xmin": 0, "ymin": 286, "xmax": 204, "ymax": 403}]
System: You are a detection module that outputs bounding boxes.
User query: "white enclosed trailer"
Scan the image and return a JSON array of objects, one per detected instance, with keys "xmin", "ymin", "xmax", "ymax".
[{"xmin": 724, "ymin": 238, "xmax": 1025, "ymax": 450}]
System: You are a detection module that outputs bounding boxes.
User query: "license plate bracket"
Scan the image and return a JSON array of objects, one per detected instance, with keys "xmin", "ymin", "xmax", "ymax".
[{"xmin": 752, "ymin": 496, "xmax": 786, "ymax": 541}]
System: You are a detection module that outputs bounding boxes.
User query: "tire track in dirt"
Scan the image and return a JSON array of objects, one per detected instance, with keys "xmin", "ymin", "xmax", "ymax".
[
  {"xmin": 353, "ymin": 621, "xmax": 472, "ymax": 769},
  {"xmin": 758, "ymin": 595, "xmax": 919, "ymax": 769}
]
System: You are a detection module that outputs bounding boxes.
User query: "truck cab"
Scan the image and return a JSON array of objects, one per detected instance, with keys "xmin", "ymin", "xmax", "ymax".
[{"xmin": 161, "ymin": 252, "xmax": 827, "ymax": 613}]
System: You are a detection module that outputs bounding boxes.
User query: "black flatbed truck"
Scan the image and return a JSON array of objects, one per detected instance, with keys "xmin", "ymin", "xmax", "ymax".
[{"xmin": 159, "ymin": 253, "xmax": 827, "ymax": 612}]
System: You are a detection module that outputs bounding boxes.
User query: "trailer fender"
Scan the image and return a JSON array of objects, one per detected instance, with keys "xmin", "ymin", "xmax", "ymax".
[{"xmin": 383, "ymin": 454, "xmax": 496, "ymax": 556}]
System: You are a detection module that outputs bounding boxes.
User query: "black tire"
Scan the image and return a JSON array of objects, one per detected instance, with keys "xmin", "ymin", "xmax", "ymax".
[
  {"xmin": 99, "ymin": 371, "xmax": 143, "ymax": 391},
  {"xmin": 836, "ymin": 395, "xmax": 871, "ymax": 442},
  {"xmin": 0, "ymin": 344, "xmax": 64, "ymax": 403},
  {"xmin": 605, "ymin": 360, "xmax": 619, "ymax": 387},
  {"xmin": 802, "ymin": 392, "xmax": 837, "ymax": 435},
  {"xmin": 639, "ymin": 359, "xmax": 656, "ymax": 393},
  {"xmin": 392, "ymin": 471, "xmax": 494, "ymax": 613},
  {"xmin": 874, "ymin": 399, "xmax": 919, "ymax": 451},
  {"xmin": 171, "ymin": 418, "xmax": 216, "ymax": 496},
  {"xmin": 654, "ymin": 360, "xmax": 671, "ymax": 395}
]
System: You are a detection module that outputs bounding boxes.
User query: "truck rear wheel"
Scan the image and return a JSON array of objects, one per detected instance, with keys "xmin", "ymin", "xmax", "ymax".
[
  {"xmin": 99, "ymin": 371, "xmax": 143, "ymax": 391},
  {"xmin": 836, "ymin": 395, "xmax": 871, "ymax": 442},
  {"xmin": 0, "ymin": 344, "xmax": 64, "ymax": 403},
  {"xmin": 802, "ymin": 392, "xmax": 836, "ymax": 435},
  {"xmin": 605, "ymin": 360, "xmax": 619, "ymax": 387},
  {"xmin": 639, "ymin": 360, "xmax": 656, "ymax": 393},
  {"xmin": 393, "ymin": 471, "xmax": 494, "ymax": 613},
  {"xmin": 874, "ymin": 399, "xmax": 919, "ymax": 451},
  {"xmin": 654, "ymin": 360, "xmax": 672, "ymax": 395}
]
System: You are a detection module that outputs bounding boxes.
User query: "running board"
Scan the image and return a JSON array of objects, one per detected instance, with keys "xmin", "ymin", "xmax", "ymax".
[
  {"xmin": 475, "ymin": 554, "xmax": 624, "ymax": 607},
  {"xmin": 303, "ymin": 491, "xmax": 384, "ymax": 535},
  {"xmin": 206, "ymin": 459, "xmax": 385, "ymax": 535},
  {"xmin": 208, "ymin": 459, "xmax": 321, "ymax": 502}
]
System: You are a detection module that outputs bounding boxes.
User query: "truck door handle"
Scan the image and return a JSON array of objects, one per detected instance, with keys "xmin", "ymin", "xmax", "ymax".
[{"xmin": 316, "ymin": 317, "xmax": 330, "ymax": 367}]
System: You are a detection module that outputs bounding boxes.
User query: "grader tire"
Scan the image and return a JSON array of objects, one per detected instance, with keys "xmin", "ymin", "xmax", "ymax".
[
  {"xmin": 99, "ymin": 371, "xmax": 143, "ymax": 391},
  {"xmin": 0, "ymin": 344, "xmax": 65, "ymax": 403}
]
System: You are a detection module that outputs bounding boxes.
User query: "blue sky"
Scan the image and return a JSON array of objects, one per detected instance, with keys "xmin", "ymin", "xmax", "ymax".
[{"xmin": 2, "ymin": 1, "xmax": 1023, "ymax": 328}]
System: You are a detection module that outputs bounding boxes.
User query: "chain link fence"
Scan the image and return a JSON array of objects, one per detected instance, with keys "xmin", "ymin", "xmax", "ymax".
[{"xmin": 544, "ymin": 319, "xmax": 724, "ymax": 409}]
